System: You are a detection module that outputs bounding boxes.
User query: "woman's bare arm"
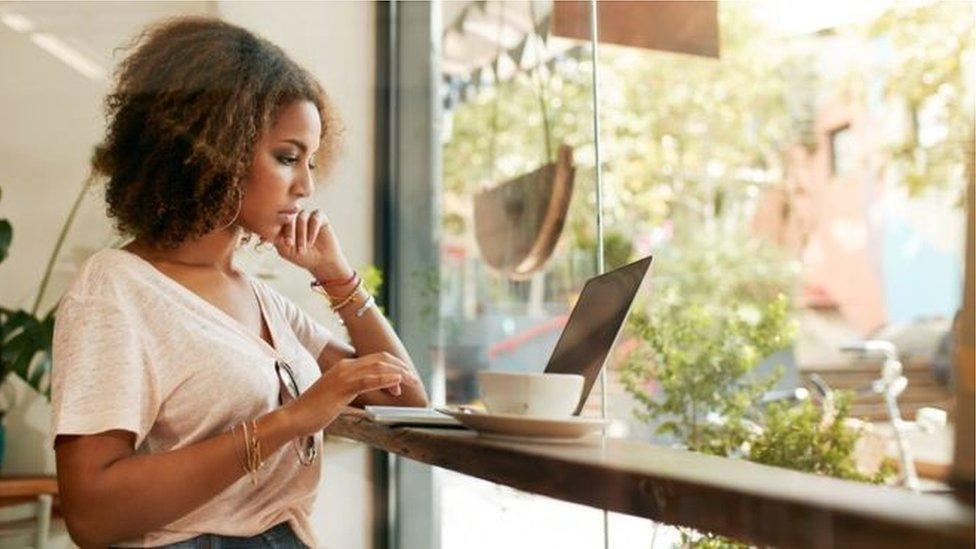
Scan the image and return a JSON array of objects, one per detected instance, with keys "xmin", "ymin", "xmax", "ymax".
[
  {"xmin": 55, "ymin": 409, "xmax": 295, "ymax": 547},
  {"xmin": 54, "ymin": 352, "xmax": 408, "ymax": 548},
  {"xmin": 313, "ymin": 273, "xmax": 428, "ymax": 409},
  {"xmin": 316, "ymin": 323, "xmax": 427, "ymax": 409},
  {"xmin": 276, "ymin": 209, "xmax": 428, "ymax": 408}
]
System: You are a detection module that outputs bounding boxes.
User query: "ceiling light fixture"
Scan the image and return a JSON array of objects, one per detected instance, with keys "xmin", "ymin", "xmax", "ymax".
[
  {"xmin": 30, "ymin": 32, "xmax": 106, "ymax": 81},
  {"xmin": 1, "ymin": 12, "xmax": 34, "ymax": 32}
]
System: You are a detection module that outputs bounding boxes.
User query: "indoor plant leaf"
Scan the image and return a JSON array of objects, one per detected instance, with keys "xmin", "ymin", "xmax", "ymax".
[{"xmin": 0, "ymin": 219, "xmax": 11, "ymax": 264}]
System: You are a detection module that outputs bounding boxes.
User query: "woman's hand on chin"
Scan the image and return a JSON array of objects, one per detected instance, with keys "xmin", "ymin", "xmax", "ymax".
[{"xmin": 273, "ymin": 208, "xmax": 352, "ymax": 279}]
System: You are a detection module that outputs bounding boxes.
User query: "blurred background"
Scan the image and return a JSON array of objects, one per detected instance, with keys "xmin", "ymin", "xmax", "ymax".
[
  {"xmin": 0, "ymin": 2, "xmax": 378, "ymax": 547},
  {"xmin": 0, "ymin": 1, "xmax": 972, "ymax": 548}
]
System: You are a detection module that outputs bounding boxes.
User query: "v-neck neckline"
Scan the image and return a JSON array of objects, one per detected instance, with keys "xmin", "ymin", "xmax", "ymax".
[{"xmin": 111, "ymin": 248, "xmax": 281, "ymax": 359}]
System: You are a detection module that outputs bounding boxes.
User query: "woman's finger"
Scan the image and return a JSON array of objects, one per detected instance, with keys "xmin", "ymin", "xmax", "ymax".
[
  {"xmin": 368, "ymin": 351, "xmax": 406, "ymax": 368},
  {"xmin": 274, "ymin": 227, "xmax": 290, "ymax": 254},
  {"xmin": 373, "ymin": 354, "xmax": 417, "ymax": 381},
  {"xmin": 295, "ymin": 210, "xmax": 309, "ymax": 252},
  {"xmin": 307, "ymin": 209, "xmax": 323, "ymax": 248},
  {"xmin": 341, "ymin": 357, "xmax": 416, "ymax": 388},
  {"xmin": 286, "ymin": 213, "xmax": 297, "ymax": 249},
  {"xmin": 364, "ymin": 362, "xmax": 409, "ymax": 378},
  {"xmin": 358, "ymin": 374, "xmax": 402, "ymax": 394},
  {"xmin": 372, "ymin": 361, "xmax": 420, "ymax": 387}
]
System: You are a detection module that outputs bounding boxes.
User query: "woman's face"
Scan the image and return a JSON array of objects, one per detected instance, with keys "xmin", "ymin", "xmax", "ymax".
[{"xmin": 239, "ymin": 99, "xmax": 322, "ymax": 242}]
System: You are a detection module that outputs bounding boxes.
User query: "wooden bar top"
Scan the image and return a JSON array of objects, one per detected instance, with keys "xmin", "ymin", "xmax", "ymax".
[
  {"xmin": 0, "ymin": 475, "xmax": 58, "ymax": 500},
  {"xmin": 326, "ymin": 411, "xmax": 974, "ymax": 548},
  {"xmin": 0, "ymin": 475, "xmax": 60, "ymax": 522}
]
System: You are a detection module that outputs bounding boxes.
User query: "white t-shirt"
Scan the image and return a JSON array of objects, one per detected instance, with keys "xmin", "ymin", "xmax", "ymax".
[{"xmin": 50, "ymin": 248, "xmax": 334, "ymax": 548}]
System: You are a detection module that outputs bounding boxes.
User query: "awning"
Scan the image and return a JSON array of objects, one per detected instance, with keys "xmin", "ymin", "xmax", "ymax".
[{"xmin": 442, "ymin": 0, "xmax": 719, "ymax": 98}]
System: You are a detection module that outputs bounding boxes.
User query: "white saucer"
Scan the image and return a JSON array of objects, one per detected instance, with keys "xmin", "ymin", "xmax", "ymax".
[{"xmin": 436, "ymin": 406, "xmax": 609, "ymax": 439}]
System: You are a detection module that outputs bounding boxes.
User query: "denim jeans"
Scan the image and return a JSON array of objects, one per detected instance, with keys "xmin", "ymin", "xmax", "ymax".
[{"xmin": 149, "ymin": 522, "xmax": 307, "ymax": 548}]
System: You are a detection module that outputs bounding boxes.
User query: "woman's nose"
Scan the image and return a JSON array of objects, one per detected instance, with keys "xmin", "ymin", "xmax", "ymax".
[{"xmin": 294, "ymin": 168, "xmax": 314, "ymax": 197}]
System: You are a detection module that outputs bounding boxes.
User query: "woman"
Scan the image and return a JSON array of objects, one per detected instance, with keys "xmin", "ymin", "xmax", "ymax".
[{"xmin": 50, "ymin": 16, "xmax": 428, "ymax": 548}]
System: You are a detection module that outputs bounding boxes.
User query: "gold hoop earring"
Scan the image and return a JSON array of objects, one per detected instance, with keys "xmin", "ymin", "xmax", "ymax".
[{"xmin": 217, "ymin": 188, "xmax": 244, "ymax": 232}]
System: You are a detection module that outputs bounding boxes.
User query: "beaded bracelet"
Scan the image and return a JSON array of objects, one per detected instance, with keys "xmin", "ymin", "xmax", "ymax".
[{"xmin": 310, "ymin": 269, "xmax": 358, "ymax": 289}]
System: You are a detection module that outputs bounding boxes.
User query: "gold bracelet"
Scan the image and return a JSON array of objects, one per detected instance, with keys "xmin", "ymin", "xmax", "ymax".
[
  {"xmin": 243, "ymin": 419, "xmax": 264, "ymax": 485},
  {"xmin": 247, "ymin": 420, "xmax": 257, "ymax": 473},
  {"xmin": 244, "ymin": 421, "xmax": 257, "ymax": 484},
  {"xmin": 257, "ymin": 420, "xmax": 264, "ymax": 467},
  {"xmin": 230, "ymin": 423, "xmax": 248, "ymax": 476},
  {"xmin": 250, "ymin": 419, "xmax": 263, "ymax": 471},
  {"xmin": 311, "ymin": 280, "xmax": 356, "ymax": 305},
  {"xmin": 328, "ymin": 279, "xmax": 365, "ymax": 312}
]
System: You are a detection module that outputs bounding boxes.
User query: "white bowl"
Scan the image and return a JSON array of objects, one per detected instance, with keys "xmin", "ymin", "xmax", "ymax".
[{"xmin": 478, "ymin": 371, "xmax": 585, "ymax": 418}]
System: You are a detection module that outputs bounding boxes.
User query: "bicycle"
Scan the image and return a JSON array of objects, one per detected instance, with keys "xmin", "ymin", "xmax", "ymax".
[{"xmin": 827, "ymin": 339, "xmax": 948, "ymax": 492}]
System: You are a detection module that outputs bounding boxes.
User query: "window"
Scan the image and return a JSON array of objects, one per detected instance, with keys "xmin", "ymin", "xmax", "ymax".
[{"xmin": 390, "ymin": 1, "xmax": 973, "ymax": 546}]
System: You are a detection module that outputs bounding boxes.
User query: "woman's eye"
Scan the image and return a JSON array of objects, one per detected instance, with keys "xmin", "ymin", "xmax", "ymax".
[{"xmin": 276, "ymin": 154, "xmax": 315, "ymax": 170}]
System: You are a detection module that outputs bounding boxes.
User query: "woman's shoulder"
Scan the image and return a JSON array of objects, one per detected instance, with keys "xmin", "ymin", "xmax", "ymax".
[{"xmin": 61, "ymin": 247, "xmax": 143, "ymax": 304}]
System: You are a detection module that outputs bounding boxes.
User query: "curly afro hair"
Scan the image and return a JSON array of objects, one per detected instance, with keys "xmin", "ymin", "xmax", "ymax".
[{"xmin": 92, "ymin": 16, "xmax": 342, "ymax": 250}]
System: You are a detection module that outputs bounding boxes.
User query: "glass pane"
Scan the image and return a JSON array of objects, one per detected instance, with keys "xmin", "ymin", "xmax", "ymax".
[
  {"xmin": 598, "ymin": 1, "xmax": 973, "ymax": 542},
  {"xmin": 437, "ymin": 0, "xmax": 609, "ymax": 546},
  {"xmin": 402, "ymin": 0, "xmax": 973, "ymax": 546}
]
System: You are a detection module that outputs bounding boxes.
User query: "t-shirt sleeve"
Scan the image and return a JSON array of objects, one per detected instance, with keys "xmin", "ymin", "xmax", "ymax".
[
  {"xmin": 49, "ymin": 294, "xmax": 159, "ymax": 451},
  {"xmin": 260, "ymin": 280, "xmax": 334, "ymax": 360}
]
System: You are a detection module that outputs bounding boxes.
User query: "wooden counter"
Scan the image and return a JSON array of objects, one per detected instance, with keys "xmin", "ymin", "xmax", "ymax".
[
  {"xmin": 327, "ymin": 411, "xmax": 974, "ymax": 548},
  {"xmin": 0, "ymin": 475, "xmax": 60, "ymax": 541}
]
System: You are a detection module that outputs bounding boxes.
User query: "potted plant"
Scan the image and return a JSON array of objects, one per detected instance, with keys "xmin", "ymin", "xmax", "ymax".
[{"xmin": 0, "ymin": 177, "xmax": 91, "ymax": 470}]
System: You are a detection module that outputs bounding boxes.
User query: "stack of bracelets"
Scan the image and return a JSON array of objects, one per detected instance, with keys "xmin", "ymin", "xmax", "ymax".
[
  {"xmin": 230, "ymin": 419, "xmax": 264, "ymax": 485},
  {"xmin": 309, "ymin": 269, "xmax": 375, "ymax": 323}
]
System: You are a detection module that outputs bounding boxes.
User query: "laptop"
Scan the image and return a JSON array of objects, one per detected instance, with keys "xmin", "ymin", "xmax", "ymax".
[
  {"xmin": 543, "ymin": 254, "xmax": 653, "ymax": 415},
  {"xmin": 366, "ymin": 255, "xmax": 653, "ymax": 425}
]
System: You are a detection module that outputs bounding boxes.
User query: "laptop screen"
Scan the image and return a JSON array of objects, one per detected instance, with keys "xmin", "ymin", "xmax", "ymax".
[{"xmin": 544, "ymin": 255, "xmax": 653, "ymax": 415}]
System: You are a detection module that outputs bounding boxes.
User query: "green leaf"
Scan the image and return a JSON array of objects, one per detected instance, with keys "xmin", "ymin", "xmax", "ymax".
[
  {"xmin": 2, "ymin": 310, "xmax": 36, "ymax": 358},
  {"xmin": 38, "ymin": 309, "xmax": 56, "ymax": 346},
  {"xmin": 1, "ymin": 309, "xmax": 50, "ymax": 392},
  {"xmin": 0, "ymin": 219, "xmax": 11, "ymax": 264},
  {"xmin": 0, "ymin": 304, "xmax": 56, "ymax": 398},
  {"xmin": 9, "ymin": 341, "xmax": 35, "ymax": 379}
]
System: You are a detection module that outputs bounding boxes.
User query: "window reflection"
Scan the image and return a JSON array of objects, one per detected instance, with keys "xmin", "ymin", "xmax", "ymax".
[{"xmin": 429, "ymin": 0, "xmax": 973, "ymax": 546}]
